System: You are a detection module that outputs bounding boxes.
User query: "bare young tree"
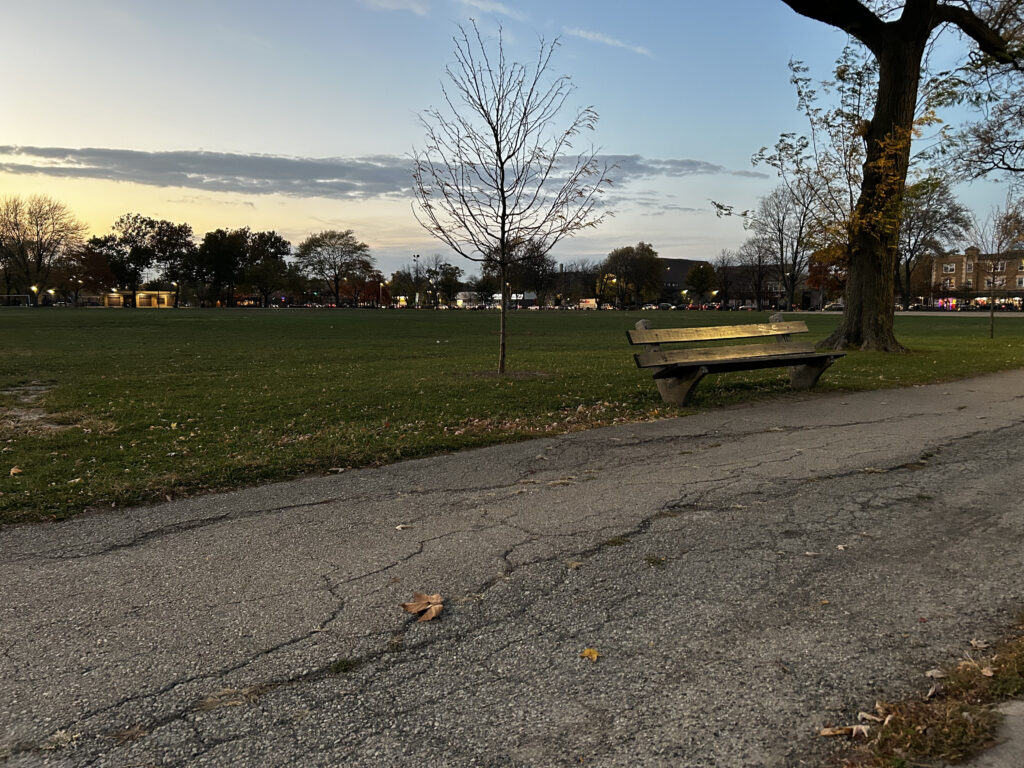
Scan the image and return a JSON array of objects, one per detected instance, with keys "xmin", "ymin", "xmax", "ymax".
[
  {"xmin": 967, "ymin": 196, "xmax": 1024, "ymax": 338},
  {"xmin": 413, "ymin": 21, "xmax": 612, "ymax": 372},
  {"xmin": 0, "ymin": 195, "xmax": 86, "ymax": 305},
  {"xmin": 750, "ymin": 183, "xmax": 818, "ymax": 310},
  {"xmin": 738, "ymin": 236, "xmax": 774, "ymax": 310},
  {"xmin": 713, "ymin": 249, "xmax": 738, "ymax": 308}
]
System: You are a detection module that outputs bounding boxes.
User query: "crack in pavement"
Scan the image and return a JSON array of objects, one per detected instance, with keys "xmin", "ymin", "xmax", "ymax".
[{"xmin": 8, "ymin": 377, "xmax": 1024, "ymax": 767}]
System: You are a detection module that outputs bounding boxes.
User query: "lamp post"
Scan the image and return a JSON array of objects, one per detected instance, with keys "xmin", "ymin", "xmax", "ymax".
[
  {"xmin": 30, "ymin": 285, "xmax": 39, "ymax": 307},
  {"xmin": 379, "ymin": 281, "xmax": 384, "ymax": 308}
]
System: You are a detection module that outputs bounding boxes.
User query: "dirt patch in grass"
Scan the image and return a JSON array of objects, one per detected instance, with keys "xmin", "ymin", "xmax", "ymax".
[
  {"xmin": 0, "ymin": 381, "xmax": 66, "ymax": 435},
  {"xmin": 0, "ymin": 381, "xmax": 56, "ymax": 402}
]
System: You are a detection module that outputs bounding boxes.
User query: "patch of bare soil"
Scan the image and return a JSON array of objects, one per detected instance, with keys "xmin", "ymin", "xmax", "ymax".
[{"xmin": 0, "ymin": 381, "xmax": 65, "ymax": 433}]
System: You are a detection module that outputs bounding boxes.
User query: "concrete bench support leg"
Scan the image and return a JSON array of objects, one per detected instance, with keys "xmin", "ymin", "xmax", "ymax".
[
  {"xmin": 655, "ymin": 366, "xmax": 708, "ymax": 405},
  {"xmin": 789, "ymin": 358, "xmax": 834, "ymax": 390}
]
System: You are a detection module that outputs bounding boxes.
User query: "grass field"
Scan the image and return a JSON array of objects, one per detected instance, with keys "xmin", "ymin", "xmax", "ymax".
[{"xmin": 3, "ymin": 307, "xmax": 1024, "ymax": 524}]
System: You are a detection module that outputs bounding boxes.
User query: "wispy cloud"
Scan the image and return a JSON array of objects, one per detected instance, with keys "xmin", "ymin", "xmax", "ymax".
[
  {"xmin": 0, "ymin": 146, "xmax": 414, "ymax": 200},
  {"xmin": 563, "ymin": 27, "xmax": 652, "ymax": 58},
  {"xmin": 0, "ymin": 146, "xmax": 765, "ymax": 201},
  {"xmin": 359, "ymin": 0, "xmax": 430, "ymax": 16},
  {"xmin": 604, "ymin": 155, "xmax": 768, "ymax": 183},
  {"xmin": 456, "ymin": 0, "xmax": 526, "ymax": 22}
]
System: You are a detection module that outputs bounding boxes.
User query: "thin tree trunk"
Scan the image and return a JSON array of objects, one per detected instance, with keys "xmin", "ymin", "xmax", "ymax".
[{"xmin": 498, "ymin": 262, "xmax": 508, "ymax": 374}]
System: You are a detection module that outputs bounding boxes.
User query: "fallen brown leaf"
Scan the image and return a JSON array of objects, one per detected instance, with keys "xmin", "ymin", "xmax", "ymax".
[
  {"xmin": 418, "ymin": 603, "xmax": 443, "ymax": 622},
  {"xmin": 819, "ymin": 726, "xmax": 853, "ymax": 737},
  {"xmin": 819, "ymin": 724, "xmax": 870, "ymax": 738},
  {"xmin": 580, "ymin": 648, "xmax": 601, "ymax": 663},
  {"xmin": 9, "ymin": 467, "xmax": 22, "ymax": 476},
  {"xmin": 401, "ymin": 592, "xmax": 443, "ymax": 622}
]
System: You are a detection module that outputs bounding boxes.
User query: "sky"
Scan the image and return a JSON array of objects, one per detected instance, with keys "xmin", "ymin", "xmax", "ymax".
[{"xmin": 1, "ymin": 0, "xmax": 1009, "ymax": 276}]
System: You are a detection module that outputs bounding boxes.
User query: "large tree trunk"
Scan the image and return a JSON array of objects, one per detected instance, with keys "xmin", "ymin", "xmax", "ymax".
[{"xmin": 823, "ymin": 32, "xmax": 927, "ymax": 352}]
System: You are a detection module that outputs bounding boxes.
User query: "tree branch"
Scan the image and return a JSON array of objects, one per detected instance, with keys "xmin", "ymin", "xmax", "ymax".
[
  {"xmin": 779, "ymin": 0, "xmax": 886, "ymax": 51},
  {"xmin": 933, "ymin": 3, "xmax": 1021, "ymax": 65}
]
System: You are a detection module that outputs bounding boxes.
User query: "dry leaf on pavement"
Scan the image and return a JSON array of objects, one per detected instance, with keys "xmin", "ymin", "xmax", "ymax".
[
  {"xmin": 401, "ymin": 592, "xmax": 443, "ymax": 622},
  {"xmin": 579, "ymin": 648, "xmax": 601, "ymax": 663},
  {"xmin": 819, "ymin": 724, "xmax": 870, "ymax": 738}
]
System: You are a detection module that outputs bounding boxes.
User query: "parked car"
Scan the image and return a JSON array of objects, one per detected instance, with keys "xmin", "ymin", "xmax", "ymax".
[{"xmin": 823, "ymin": 302, "xmax": 844, "ymax": 311}]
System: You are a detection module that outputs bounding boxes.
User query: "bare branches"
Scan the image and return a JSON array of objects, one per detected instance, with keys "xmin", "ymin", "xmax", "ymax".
[
  {"xmin": 412, "ymin": 20, "xmax": 611, "ymax": 267},
  {"xmin": 412, "ymin": 20, "xmax": 611, "ymax": 371},
  {"xmin": 934, "ymin": 1, "xmax": 1024, "ymax": 65}
]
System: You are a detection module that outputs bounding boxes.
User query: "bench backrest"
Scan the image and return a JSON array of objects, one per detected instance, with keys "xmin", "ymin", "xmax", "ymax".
[
  {"xmin": 627, "ymin": 320, "xmax": 808, "ymax": 346},
  {"xmin": 629, "ymin": 320, "xmax": 814, "ymax": 370}
]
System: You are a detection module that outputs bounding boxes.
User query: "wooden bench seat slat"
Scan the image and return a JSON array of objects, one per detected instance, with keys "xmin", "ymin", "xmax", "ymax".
[
  {"xmin": 650, "ymin": 353, "xmax": 834, "ymax": 378},
  {"xmin": 634, "ymin": 341, "xmax": 817, "ymax": 369},
  {"xmin": 628, "ymin": 321, "xmax": 807, "ymax": 345}
]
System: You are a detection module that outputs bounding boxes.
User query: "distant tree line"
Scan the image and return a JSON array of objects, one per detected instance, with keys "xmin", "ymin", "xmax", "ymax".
[{"xmin": 0, "ymin": 195, "xmax": 386, "ymax": 308}]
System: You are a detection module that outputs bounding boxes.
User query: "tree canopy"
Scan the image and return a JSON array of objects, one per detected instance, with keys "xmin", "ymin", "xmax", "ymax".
[
  {"xmin": 295, "ymin": 229, "xmax": 373, "ymax": 307},
  {"xmin": 0, "ymin": 195, "xmax": 86, "ymax": 304},
  {"xmin": 777, "ymin": 0, "xmax": 1024, "ymax": 351}
]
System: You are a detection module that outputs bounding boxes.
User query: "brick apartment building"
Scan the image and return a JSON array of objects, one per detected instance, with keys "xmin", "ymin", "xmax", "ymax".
[{"xmin": 930, "ymin": 247, "xmax": 1024, "ymax": 309}]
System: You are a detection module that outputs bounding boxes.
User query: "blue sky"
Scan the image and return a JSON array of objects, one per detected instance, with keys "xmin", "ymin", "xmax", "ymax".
[{"xmin": 0, "ymin": 0, "xmax": 1003, "ymax": 274}]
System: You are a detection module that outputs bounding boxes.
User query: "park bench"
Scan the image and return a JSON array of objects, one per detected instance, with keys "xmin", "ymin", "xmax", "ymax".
[{"xmin": 627, "ymin": 316, "xmax": 845, "ymax": 405}]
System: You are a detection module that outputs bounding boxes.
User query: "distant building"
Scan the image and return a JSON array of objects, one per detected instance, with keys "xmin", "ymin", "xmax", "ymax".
[
  {"xmin": 101, "ymin": 290, "xmax": 175, "ymax": 308},
  {"xmin": 930, "ymin": 247, "xmax": 1024, "ymax": 310},
  {"xmin": 660, "ymin": 258, "xmax": 714, "ymax": 304}
]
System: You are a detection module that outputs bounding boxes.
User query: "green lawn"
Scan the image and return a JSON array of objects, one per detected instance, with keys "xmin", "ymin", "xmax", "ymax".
[{"xmin": 2, "ymin": 307, "xmax": 1023, "ymax": 524}]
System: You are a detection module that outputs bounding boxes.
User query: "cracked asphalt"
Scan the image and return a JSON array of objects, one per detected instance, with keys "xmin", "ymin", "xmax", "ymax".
[{"xmin": 3, "ymin": 370, "xmax": 1024, "ymax": 767}]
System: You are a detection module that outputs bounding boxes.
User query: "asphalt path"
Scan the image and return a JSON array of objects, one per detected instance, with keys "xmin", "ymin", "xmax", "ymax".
[{"xmin": 3, "ymin": 370, "xmax": 1024, "ymax": 767}]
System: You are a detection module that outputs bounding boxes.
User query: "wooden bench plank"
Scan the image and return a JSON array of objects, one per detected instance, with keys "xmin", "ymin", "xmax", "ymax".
[
  {"xmin": 627, "ymin": 321, "xmax": 808, "ymax": 346},
  {"xmin": 635, "ymin": 341, "xmax": 817, "ymax": 369},
  {"xmin": 651, "ymin": 352, "xmax": 839, "ymax": 378}
]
